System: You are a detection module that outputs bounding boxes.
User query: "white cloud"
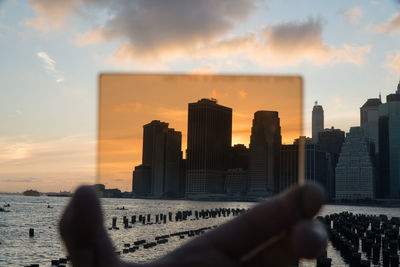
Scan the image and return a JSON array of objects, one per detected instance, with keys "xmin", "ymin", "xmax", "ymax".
[
  {"xmin": 37, "ymin": 51, "xmax": 64, "ymax": 82},
  {"xmin": 341, "ymin": 6, "xmax": 363, "ymax": 25},
  {"xmin": 383, "ymin": 50, "xmax": 400, "ymax": 75}
]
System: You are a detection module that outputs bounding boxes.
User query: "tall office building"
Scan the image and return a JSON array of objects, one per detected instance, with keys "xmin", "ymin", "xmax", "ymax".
[
  {"xmin": 280, "ymin": 144, "xmax": 299, "ymax": 192},
  {"xmin": 186, "ymin": 99, "xmax": 232, "ymax": 196},
  {"xmin": 336, "ymin": 127, "xmax": 375, "ymax": 199},
  {"xmin": 305, "ymin": 143, "xmax": 329, "ymax": 188},
  {"xmin": 378, "ymin": 81, "xmax": 400, "ymax": 198},
  {"xmin": 312, "ymin": 101, "xmax": 324, "ymax": 144},
  {"xmin": 133, "ymin": 120, "xmax": 182, "ymax": 197},
  {"xmin": 318, "ymin": 127, "xmax": 345, "ymax": 199},
  {"xmin": 248, "ymin": 111, "xmax": 281, "ymax": 195},
  {"xmin": 360, "ymin": 97, "xmax": 382, "ymax": 151}
]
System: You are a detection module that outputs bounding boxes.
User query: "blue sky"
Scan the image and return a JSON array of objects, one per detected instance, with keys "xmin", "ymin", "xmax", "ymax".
[{"xmin": 0, "ymin": 0, "xmax": 399, "ymax": 192}]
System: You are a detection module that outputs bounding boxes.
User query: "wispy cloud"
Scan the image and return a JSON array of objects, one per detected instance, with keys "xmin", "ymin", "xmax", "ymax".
[
  {"xmin": 0, "ymin": 134, "xmax": 95, "ymax": 192},
  {"xmin": 37, "ymin": 51, "xmax": 64, "ymax": 83},
  {"xmin": 368, "ymin": 11, "xmax": 400, "ymax": 34},
  {"xmin": 383, "ymin": 50, "xmax": 400, "ymax": 75},
  {"xmin": 2, "ymin": 177, "xmax": 41, "ymax": 183},
  {"xmin": 340, "ymin": 6, "xmax": 363, "ymax": 25}
]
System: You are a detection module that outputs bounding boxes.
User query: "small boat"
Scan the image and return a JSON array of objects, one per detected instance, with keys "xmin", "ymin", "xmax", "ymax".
[
  {"xmin": 3, "ymin": 203, "xmax": 10, "ymax": 207},
  {"xmin": 0, "ymin": 207, "xmax": 10, "ymax": 212},
  {"xmin": 23, "ymin": 189, "xmax": 40, "ymax": 196},
  {"xmin": 116, "ymin": 206, "xmax": 128, "ymax": 210},
  {"xmin": 47, "ymin": 204, "xmax": 53, "ymax": 209}
]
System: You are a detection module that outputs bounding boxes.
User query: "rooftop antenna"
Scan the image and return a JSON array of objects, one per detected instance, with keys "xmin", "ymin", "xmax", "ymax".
[
  {"xmin": 315, "ymin": 101, "xmax": 318, "ymax": 105},
  {"xmin": 397, "ymin": 79, "xmax": 400, "ymax": 94},
  {"xmin": 379, "ymin": 92, "xmax": 382, "ymax": 101}
]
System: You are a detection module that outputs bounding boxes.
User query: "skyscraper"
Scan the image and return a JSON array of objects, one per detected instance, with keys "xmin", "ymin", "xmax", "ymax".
[
  {"xmin": 318, "ymin": 127, "xmax": 345, "ymax": 199},
  {"xmin": 248, "ymin": 111, "xmax": 281, "ymax": 195},
  {"xmin": 378, "ymin": 81, "xmax": 400, "ymax": 198},
  {"xmin": 360, "ymin": 97, "xmax": 382, "ymax": 151},
  {"xmin": 336, "ymin": 127, "xmax": 375, "ymax": 199},
  {"xmin": 133, "ymin": 120, "xmax": 182, "ymax": 197},
  {"xmin": 312, "ymin": 101, "xmax": 324, "ymax": 144},
  {"xmin": 279, "ymin": 144, "xmax": 299, "ymax": 192},
  {"xmin": 186, "ymin": 98, "xmax": 232, "ymax": 196}
]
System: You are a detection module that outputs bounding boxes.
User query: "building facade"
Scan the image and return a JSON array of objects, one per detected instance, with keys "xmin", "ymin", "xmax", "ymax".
[
  {"xmin": 186, "ymin": 99, "xmax": 232, "ymax": 196},
  {"xmin": 378, "ymin": 82, "xmax": 400, "ymax": 198},
  {"xmin": 312, "ymin": 101, "xmax": 324, "ymax": 144},
  {"xmin": 248, "ymin": 111, "xmax": 281, "ymax": 196},
  {"xmin": 305, "ymin": 143, "xmax": 329, "ymax": 189},
  {"xmin": 318, "ymin": 127, "xmax": 345, "ymax": 199},
  {"xmin": 132, "ymin": 165, "xmax": 151, "ymax": 195},
  {"xmin": 360, "ymin": 98, "xmax": 381, "ymax": 151},
  {"xmin": 133, "ymin": 120, "xmax": 182, "ymax": 197},
  {"xmin": 279, "ymin": 144, "xmax": 299, "ymax": 192},
  {"xmin": 224, "ymin": 168, "xmax": 248, "ymax": 195},
  {"xmin": 336, "ymin": 127, "xmax": 375, "ymax": 199}
]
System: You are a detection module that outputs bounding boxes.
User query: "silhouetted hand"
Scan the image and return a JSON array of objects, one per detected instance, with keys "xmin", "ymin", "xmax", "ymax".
[{"xmin": 59, "ymin": 184, "xmax": 327, "ymax": 267}]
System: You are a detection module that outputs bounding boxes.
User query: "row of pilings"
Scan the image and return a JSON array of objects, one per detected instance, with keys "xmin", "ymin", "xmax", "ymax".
[
  {"xmin": 109, "ymin": 207, "xmax": 247, "ymax": 230},
  {"xmin": 116, "ymin": 225, "xmax": 217, "ymax": 256},
  {"xmin": 317, "ymin": 212, "xmax": 400, "ymax": 267}
]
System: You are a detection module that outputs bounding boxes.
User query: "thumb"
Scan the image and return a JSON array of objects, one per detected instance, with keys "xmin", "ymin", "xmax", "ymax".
[{"xmin": 59, "ymin": 186, "xmax": 121, "ymax": 267}]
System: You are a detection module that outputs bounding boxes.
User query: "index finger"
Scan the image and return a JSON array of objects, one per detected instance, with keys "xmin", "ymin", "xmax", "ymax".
[{"xmin": 201, "ymin": 183, "xmax": 326, "ymax": 259}]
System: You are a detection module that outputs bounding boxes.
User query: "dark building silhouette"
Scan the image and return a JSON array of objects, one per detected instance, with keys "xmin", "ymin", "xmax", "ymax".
[
  {"xmin": 279, "ymin": 144, "xmax": 299, "ymax": 192},
  {"xmin": 280, "ymin": 138, "xmax": 329, "ymax": 194},
  {"xmin": 378, "ymin": 81, "xmax": 400, "ymax": 198},
  {"xmin": 133, "ymin": 120, "xmax": 182, "ymax": 197},
  {"xmin": 132, "ymin": 165, "xmax": 151, "ymax": 195},
  {"xmin": 179, "ymin": 159, "xmax": 186, "ymax": 197},
  {"xmin": 360, "ymin": 98, "xmax": 381, "ymax": 151},
  {"xmin": 142, "ymin": 121, "xmax": 169, "ymax": 166},
  {"xmin": 229, "ymin": 144, "xmax": 249, "ymax": 169},
  {"xmin": 318, "ymin": 127, "xmax": 345, "ymax": 199},
  {"xmin": 225, "ymin": 168, "xmax": 248, "ymax": 195},
  {"xmin": 186, "ymin": 99, "xmax": 232, "ymax": 196},
  {"xmin": 312, "ymin": 101, "xmax": 324, "ymax": 144},
  {"xmin": 305, "ymin": 143, "xmax": 329, "ymax": 189},
  {"xmin": 248, "ymin": 111, "xmax": 281, "ymax": 196}
]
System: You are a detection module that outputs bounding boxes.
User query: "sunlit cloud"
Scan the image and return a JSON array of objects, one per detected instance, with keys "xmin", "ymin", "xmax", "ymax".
[
  {"xmin": 25, "ymin": 1, "xmax": 371, "ymax": 68},
  {"xmin": 383, "ymin": 50, "xmax": 400, "ymax": 75},
  {"xmin": 0, "ymin": 134, "xmax": 95, "ymax": 192},
  {"xmin": 24, "ymin": 0, "xmax": 78, "ymax": 32},
  {"xmin": 37, "ymin": 51, "xmax": 64, "ymax": 82},
  {"xmin": 238, "ymin": 90, "xmax": 247, "ymax": 99},
  {"xmin": 155, "ymin": 107, "xmax": 186, "ymax": 122},
  {"xmin": 195, "ymin": 18, "xmax": 371, "ymax": 67},
  {"xmin": 114, "ymin": 102, "xmax": 143, "ymax": 113},
  {"xmin": 340, "ymin": 6, "xmax": 363, "ymax": 25},
  {"xmin": 369, "ymin": 11, "xmax": 400, "ymax": 34}
]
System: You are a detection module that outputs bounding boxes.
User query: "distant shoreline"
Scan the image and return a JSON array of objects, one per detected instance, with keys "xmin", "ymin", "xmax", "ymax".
[{"xmin": 2, "ymin": 193, "xmax": 400, "ymax": 208}]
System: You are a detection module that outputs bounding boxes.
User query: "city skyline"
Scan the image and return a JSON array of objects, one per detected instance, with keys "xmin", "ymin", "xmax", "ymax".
[
  {"xmin": 1, "ymin": 1, "xmax": 400, "ymax": 192},
  {"xmin": 98, "ymin": 74, "xmax": 302, "ymax": 191},
  {"xmin": 131, "ymin": 80, "xmax": 400, "ymax": 200}
]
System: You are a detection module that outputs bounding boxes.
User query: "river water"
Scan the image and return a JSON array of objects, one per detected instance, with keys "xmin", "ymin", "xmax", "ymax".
[{"xmin": 0, "ymin": 195, "xmax": 399, "ymax": 267}]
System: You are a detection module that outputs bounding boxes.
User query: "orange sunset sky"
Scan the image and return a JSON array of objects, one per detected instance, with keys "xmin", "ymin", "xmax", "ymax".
[{"xmin": 98, "ymin": 74, "xmax": 302, "ymax": 191}]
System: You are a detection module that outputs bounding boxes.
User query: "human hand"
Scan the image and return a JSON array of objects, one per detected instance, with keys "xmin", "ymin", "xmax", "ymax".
[{"xmin": 59, "ymin": 184, "xmax": 327, "ymax": 267}]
